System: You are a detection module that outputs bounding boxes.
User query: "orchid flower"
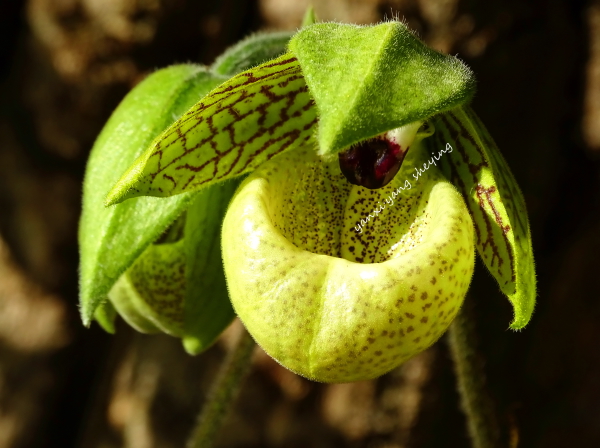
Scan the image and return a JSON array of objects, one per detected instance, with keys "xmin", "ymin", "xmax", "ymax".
[{"xmin": 79, "ymin": 20, "xmax": 535, "ymax": 383}]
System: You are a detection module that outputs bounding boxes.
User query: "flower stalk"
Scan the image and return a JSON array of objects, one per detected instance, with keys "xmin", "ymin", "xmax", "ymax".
[
  {"xmin": 186, "ymin": 325, "xmax": 255, "ymax": 448},
  {"xmin": 447, "ymin": 298, "xmax": 502, "ymax": 448}
]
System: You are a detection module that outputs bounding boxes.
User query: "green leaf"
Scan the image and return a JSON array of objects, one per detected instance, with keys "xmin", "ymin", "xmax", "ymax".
[
  {"xmin": 288, "ymin": 22, "xmax": 476, "ymax": 156},
  {"xmin": 79, "ymin": 64, "xmax": 227, "ymax": 326},
  {"xmin": 211, "ymin": 31, "xmax": 294, "ymax": 77},
  {"xmin": 181, "ymin": 179, "xmax": 240, "ymax": 354},
  {"xmin": 430, "ymin": 106, "xmax": 536, "ymax": 329},
  {"xmin": 105, "ymin": 54, "xmax": 317, "ymax": 203}
]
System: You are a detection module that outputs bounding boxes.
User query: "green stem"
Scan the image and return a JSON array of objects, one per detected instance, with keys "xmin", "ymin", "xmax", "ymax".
[
  {"xmin": 186, "ymin": 325, "xmax": 255, "ymax": 448},
  {"xmin": 447, "ymin": 298, "xmax": 502, "ymax": 448}
]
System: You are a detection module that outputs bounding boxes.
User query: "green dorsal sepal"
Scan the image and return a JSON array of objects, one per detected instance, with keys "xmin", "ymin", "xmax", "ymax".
[
  {"xmin": 105, "ymin": 54, "xmax": 317, "ymax": 204},
  {"xmin": 288, "ymin": 21, "xmax": 476, "ymax": 156},
  {"xmin": 431, "ymin": 106, "xmax": 536, "ymax": 329}
]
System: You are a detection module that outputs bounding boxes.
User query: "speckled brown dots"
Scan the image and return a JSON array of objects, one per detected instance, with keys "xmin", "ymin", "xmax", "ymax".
[{"xmin": 222, "ymin": 142, "xmax": 476, "ymax": 382}]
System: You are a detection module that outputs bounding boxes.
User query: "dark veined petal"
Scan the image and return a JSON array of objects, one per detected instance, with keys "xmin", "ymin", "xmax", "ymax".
[
  {"xmin": 105, "ymin": 54, "xmax": 317, "ymax": 205},
  {"xmin": 430, "ymin": 106, "xmax": 536, "ymax": 329}
]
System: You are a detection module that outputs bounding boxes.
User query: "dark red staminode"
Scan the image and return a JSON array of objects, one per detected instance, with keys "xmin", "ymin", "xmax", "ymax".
[{"xmin": 338, "ymin": 138, "xmax": 407, "ymax": 189}]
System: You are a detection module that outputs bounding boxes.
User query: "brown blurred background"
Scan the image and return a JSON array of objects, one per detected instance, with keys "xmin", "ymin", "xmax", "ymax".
[{"xmin": 0, "ymin": 0, "xmax": 598, "ymax": 447}]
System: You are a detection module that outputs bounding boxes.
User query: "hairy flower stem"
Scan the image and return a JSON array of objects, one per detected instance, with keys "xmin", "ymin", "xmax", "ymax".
[
  {"xmin": 186, "ymin": 324, "xmax": 255, "ymax": 448},
  {"xmin": 447, "ymin": 298, "xmax": 502, "ymax": 448}
]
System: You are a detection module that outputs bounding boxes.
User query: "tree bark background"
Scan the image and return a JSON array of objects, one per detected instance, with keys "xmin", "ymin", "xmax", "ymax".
[{"xmin": 0, "ymin": 0, "xmax": 598, "ymax": 447}]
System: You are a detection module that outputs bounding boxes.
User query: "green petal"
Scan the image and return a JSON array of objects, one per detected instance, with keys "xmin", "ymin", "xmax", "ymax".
[
  {"xmin": 288, "ymin": 22, "xmax": 476, "ymax": 156},
  {"xmin": 222, "ymin": 142, "xmax": 475, "ymax": 382},
  {"xmin": 431, "ymin": 107, "xmax": 536, "ymax": 329},
  {"xmin": 79, "ymin": 64, "xmax": 226, "ymax": 325},
  {"xmin": 105, "ymin": 54, "xmax": 317, "ymax": 204}
]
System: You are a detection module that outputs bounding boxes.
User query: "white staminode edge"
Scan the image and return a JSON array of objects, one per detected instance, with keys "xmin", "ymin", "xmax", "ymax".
[{"xmin": 384, "ymin": 121, "xmax": 424, "ymax": 150}]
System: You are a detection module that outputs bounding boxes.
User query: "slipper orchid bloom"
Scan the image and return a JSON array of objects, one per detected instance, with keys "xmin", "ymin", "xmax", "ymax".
[{"xmin": 79, "ymin": 21, "xmax": 535, "ymax": 382}]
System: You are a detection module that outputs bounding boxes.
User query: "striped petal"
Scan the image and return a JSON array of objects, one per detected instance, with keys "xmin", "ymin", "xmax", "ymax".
[
  {"xmin": 106, "ymin": 54, "xmax": 317, "ymax": 205},
  {"xmin": 429, "ymin": 107, "xmax": 536, "ymax": 329}
]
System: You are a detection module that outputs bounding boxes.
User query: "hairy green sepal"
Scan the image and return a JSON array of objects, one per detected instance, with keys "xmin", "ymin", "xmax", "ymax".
[{"xmin": 288, "ymin": 22, "xmax": 476, "ymax": 156}]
